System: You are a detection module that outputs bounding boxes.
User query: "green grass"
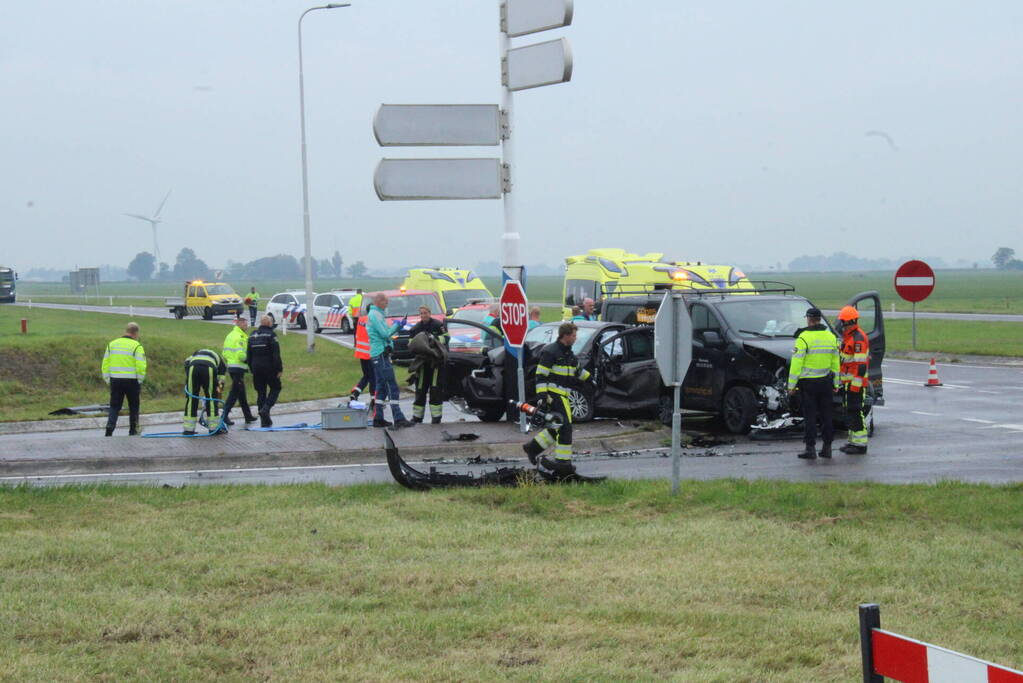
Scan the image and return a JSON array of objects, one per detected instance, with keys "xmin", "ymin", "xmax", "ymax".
[
  {"xmin": 0, "ymin": 479, "xmax": 1020, "ymax": 681},
  {"xmin": 0, "ymin": 307, "xmax": 361, "ymax": 422},
  {"xmin": 886, "ymin": 319, "xmax": 1023, "ymax": 357}
]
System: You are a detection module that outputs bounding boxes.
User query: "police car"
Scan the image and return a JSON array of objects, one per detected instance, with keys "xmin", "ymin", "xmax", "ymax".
[
  {"xmin": 311, "ymin": 290, "xmax": 359, "ymax": 334},
  {"xmin": 265, "ymin": 290, "xmax": 316, "ymax": 329}
]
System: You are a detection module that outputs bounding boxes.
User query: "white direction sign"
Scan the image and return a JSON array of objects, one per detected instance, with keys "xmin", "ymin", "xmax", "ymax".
[
  {"xmin": 653, "ymin": 292, "xmax": 693, "ymax": 386},
  {"xmin": 374, "ymin": 158, "xmax": 505, "ymax": 201},
  {"xmin": 374, "ymin": 105, "xmax": 502, "ymax": 147},
  {"xmin": 504, "ymin": 37, "xmax": 573, "ymax": 92},
  {"xmin": 503, "ymin": 0, "xmax": 573, "ymax": 38}
]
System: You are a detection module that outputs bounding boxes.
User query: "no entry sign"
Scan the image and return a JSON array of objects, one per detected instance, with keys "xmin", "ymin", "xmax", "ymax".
[
  {"xmin": 894, "ymin": 260, "xmax": 935, "ymax": 303},
  {"xmin": 500, "ymin": 280, "xmax": 529, "ymax": 348}
]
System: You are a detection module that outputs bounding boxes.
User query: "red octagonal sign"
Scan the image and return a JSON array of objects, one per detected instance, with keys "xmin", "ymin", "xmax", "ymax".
[
  {"xmin": 500, "ymin": 280, "xmax": 529, "ymax": 348},
  {"xmin": 894, "ymin": 260, "xmax": 935, "ymax": 303}
]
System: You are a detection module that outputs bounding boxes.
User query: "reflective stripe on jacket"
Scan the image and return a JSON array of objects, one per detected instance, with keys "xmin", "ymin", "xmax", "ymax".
[
  {"xmin": 354, "ymin": 315, "xmax": 371, "ymax": 360},
  {"xmin": 185, "ymin": 349, "xmax": 226, "ymax": 376},
  {"xmin": 348, "ymin": 293, "xmax": 363, "ymax": 318},
  {"xmin": 222, "ymin": 325, "xmax": 249, "ymax": 371},
  {"xmin": 840, "ymin": 325, "xmax": 870, "ymax": 392},
  {"xmin": 788, "ymin": 325, "xmax": 840, "ymax": 390},
  {"xmin": 102, "ymin": 336, "xmax": 147, "ymax": 382},
  {"xmin": 535, "ymin": 341, "xmax": 591, "ymax": 397}
]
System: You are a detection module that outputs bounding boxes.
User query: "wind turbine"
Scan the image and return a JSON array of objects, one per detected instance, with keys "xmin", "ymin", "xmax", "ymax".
[{"xmin": 123, "ymin": 190, "xmax": 172, "ymax": 263}]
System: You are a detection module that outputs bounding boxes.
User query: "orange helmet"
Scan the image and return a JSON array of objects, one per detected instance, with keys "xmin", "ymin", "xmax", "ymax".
[{"xmin": 838, "ymin": 305, "xmax": 859, "ymax": 322}]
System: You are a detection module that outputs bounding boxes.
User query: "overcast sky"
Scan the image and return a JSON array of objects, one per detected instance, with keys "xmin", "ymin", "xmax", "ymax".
[{"xmin": 2, "ymin": 1, "xmax": 1020, "ymax": 273}]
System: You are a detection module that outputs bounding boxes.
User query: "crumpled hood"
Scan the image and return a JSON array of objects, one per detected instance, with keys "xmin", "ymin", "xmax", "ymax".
[{"xmin": 742, "ymin": 337, "xmax": 797, "ymax": 361}]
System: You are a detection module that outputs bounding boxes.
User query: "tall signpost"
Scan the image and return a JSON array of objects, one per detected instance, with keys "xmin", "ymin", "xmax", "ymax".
[
  {"xmin": 654, "ymin": 292, "xmax": 693, "ymax": 496},
  {"xmin": 500, "ymin": 280, "xmax": 530, "ymax": 432},
  {"xmin": 894, "ymin": 260, "xmax": 936, "ymax": 351}
]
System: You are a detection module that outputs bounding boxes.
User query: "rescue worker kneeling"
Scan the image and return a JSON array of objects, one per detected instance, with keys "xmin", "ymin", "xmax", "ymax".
[
  {"xmin": 183, "ymin": 348, "xmax": 227, "ymax": 435},
  {"xmin": 837, "ymin": 305, "xmax": 870, "ymax": 454},
  {"xmin": 522, "ymin": 322, "xmax": 592, "ymax": 476},
  {"xmin": 407, "ymin": 305, "xmax": 449, "ymax": 424}
]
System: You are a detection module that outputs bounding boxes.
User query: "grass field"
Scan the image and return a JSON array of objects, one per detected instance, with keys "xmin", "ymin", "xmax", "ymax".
[
  {"xmin": 18, "ymin": 269, "xmax": 1023, "ymax": 314},
  {"xmin": 885, "ymin": 319, "xmax": 1023, "ymax": 357},
  {"xmin": 0, "ymin": 479, "xmax": 1020, "ymax": 681},
  {"xmin": 0, "ymin": 307, "xmax": 361, "ymax": 422}
]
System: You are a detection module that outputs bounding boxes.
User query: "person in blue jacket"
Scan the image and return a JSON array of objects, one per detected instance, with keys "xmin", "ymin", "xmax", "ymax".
[{"xmin": 366, "ymin": 293, "xmax": 414, "ymax": 429}]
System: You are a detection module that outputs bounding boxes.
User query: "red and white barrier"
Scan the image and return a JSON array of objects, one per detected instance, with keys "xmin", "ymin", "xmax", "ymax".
[{"xmin": 860, "ymin": 604, "xmax": 1023, "ymax": 683}]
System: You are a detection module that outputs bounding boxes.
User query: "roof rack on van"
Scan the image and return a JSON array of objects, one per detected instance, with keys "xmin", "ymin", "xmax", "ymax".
[{"xmin": 599, "ymin": 281, "xmax": 795, "ymax": 298}]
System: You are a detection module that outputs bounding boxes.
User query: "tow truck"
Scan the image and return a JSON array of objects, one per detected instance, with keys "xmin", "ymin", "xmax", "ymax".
[{"xmin": 166, "ymin": 281, "xmax": 244, "ymax": 320}]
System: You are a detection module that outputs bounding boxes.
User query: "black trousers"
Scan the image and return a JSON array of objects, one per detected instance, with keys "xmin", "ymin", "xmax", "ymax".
[
  {"xmin": 798, "ymin": 377, "xmax": 834, "ymax": 447},
  {"xmin": 354, "ymin": 358, "xmax": 375, "ymax": 395},
  {"xmin": 412, "ymin": 361, "xmax": 444, "ymax": 420},
  {"xmin": 248, "ymin": 305, "xmax": 258, "ymax": 325},
  {"xmin": 222, "ymin": 368, "xmax": 254, "ymax": 420},
  {"xmin": 106, "ymin": 378, "xmax": 141, "ymax": 435},
  {"xmin": 252, "ymin": 371, "xmax": 282, "ymax": 414}
]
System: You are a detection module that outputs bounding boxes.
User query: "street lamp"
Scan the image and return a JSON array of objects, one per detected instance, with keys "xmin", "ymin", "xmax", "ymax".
[{"xmin": 298, "ymin": 2, "xmax": 351, "ymax": 352}]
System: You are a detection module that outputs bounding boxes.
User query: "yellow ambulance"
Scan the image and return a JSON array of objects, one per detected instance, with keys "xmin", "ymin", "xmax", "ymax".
[{"xmin": 400, "ymin": 267, "xmax": 494, "ymax": 315}]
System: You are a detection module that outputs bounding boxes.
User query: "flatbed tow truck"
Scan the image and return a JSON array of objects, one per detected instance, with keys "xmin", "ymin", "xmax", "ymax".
[{"xmin": 166, "ymin": 280, "xmax": 244, "ymax": 320}]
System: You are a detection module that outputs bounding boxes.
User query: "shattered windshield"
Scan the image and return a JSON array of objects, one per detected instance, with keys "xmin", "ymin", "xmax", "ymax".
[{"xmin": 717, "ymin": 299, "xmax": 815, "ymax": 338}]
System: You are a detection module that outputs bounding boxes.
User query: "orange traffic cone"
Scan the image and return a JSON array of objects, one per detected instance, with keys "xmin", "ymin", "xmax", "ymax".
[{"xmin": 924, "ymin": 358, "xmax": 942, "ymax": 387}]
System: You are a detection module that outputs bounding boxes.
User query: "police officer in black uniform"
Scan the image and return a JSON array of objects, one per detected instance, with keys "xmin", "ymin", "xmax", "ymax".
[{"xmin": 247, "ymin": 314, "xmax": 284, "ymax": 427}]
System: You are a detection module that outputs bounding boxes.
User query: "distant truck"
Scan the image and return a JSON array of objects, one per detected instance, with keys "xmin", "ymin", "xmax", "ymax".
[
  {"xmin": 0, "ymin": 266, "xmax": 16, "ymax": 303},
  {"xmin": 166, "ymin": 280, "xmax": 244, "ymax": 320}
]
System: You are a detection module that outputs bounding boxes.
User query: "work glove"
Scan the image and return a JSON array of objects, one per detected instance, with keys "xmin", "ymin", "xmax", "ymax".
[{"xmin": 400, "ymin": 316, "xmax": 408, "ymax": 327}]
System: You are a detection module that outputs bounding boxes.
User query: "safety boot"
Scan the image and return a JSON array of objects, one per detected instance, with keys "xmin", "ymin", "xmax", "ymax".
[
  {"xmin": 223, "ymin": 417, "xmax": 235, "ymax": 426},
  {"xmin": 372, "ymin": 418, "xmax": 393, "ymax": 428},
  {"xmin": 540, "ymin": 456, "xmax": 576, "ymax": 478},
  {"xmin": 523, "ymin": 440, "xmax": 544, "ymax": 465},
  {"xmin": 259, "ymin": 411, "xmax": 272, "ymax": 428},
  {"xmin": 393, "ymin": 419, "xmax": 416, "ymax": 429},
  {"xmin": 431, "ymin": 417, "xmax": 442, "ymax": 425},
  {"xmin": 839, "ymin": 444, "xmax": 868, "ymax": 455},
  {"xmin": 797, "ymin": 445, "xmax": 817, "ymax": 460},
  {"xmin": 411, "ymin": 416, "xmax": 424, "ymax": 424},
  {"xmin": 819, "ymin": 443, "xmax": 832, "ymax": 459}
]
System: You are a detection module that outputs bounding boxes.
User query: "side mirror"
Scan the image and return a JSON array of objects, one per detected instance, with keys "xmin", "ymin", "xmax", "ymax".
[
  {"xmin": 702, "ymin": 330, "xmax": 724, "ymax": 347},
  {"xmin": 446, "ymin": 308, "xmax": 454, "ymax": 316}
]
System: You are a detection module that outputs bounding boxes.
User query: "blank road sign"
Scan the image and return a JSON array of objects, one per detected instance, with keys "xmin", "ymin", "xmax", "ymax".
[
  {"xmin": 374, "ymin": 158, "xmax": 504, "ymax": 201},
  {"xmin": 504, "ymin": 38, "xmax": 573, "ymax": 92},
  {"xmin": 374, "ymin": 105, "xmax": 501, "ymax": 147},
  {"xmin": 504, "ymin": 0, "xmax": 573, "ymax": 38}
]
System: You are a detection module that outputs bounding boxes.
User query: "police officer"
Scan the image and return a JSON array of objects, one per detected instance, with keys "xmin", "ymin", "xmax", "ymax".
[
  {"xmin": 183, "ymin": 348, "xmax": 227, "ymax": 435},
  {"xmin": 347, "ymin": 289, "xmax": 364, "ymax": 331},
  {"xmin": 522, "ymin": 322, "xmax": 592, "ymax": 476},
  {"xmin": 246, "ymin": 287, "xmax": 260, "ymax": 326},
  {"xmin": 101, "ymin": 322, "xmax": 147, "ymax": 436},
  {"xmin": 788, "ymin": 307, "xmax": 840, "ymax": 459},
  {"xmin": 407, "ymin": 304, "xmax": 449, "ymax": 424},
  {"xmin": 837, "ymin": 305, "xmax": 871, "ymax": 454},
  {"xmin": 221, "ymin": 317, "xmax": 257, "ymax": 426},
  {"xmin": 247, "ymin": 314, "xmax": 283, "ymax": 427},
  {"xmin": 366, "ymin": 293, "xmax": 413, "ymax": 429}
]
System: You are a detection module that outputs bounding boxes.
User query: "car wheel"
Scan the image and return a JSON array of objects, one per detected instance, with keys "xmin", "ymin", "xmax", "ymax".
[
  {"xmin": 658, "ymin": 394, "xmax": 674, "ymax": 426},
  {"xmin": 721, "ymin": 385, "xmax": 756, "ymax": 434},
  {"xmin": 341, "ymin": 318, "xmax": 352, "ymax": 334},
  {"xmin": 568, "ymin": 388, "xmax": 594, "ymax": 422},
  {"xmin": 868, "ymin": 416, "xmax": 875, "ymax": 438},
  {"xmin": 479, "ymin": 404, "xmax": 505, "ymax": 422},
  {"xmin": 174, "ymin": 308, "xmax": 184, "ymax": 320},
  {"xmin": 202, "ymin": 307, "xmax": 213, "ymax": 321},
  {"xmin": 297, "ymin": 313, "xmax": 307, "ymax": 330},
  {"xmin": 313, "ymin": 317, "xmax": 322, "ymax": 334}
]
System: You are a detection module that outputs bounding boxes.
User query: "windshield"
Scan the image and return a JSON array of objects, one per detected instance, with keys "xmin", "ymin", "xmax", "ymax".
[
  {"xmin": 524, "ymin": 324, "xmax": 596, "ymax": 354},
  {"xmin": 384, "ymin": 294, "xmax": 442, "ymax": 317},
  {"xmin": 717, "ymin": 299, "xmax": 814, "ymax": 338},
  {"xmin": 451, "ymin": 308, "xmax": 489, "ymax": 323},
  {"xmin": 0, "ymin": 269, "xmax": 13, "ymax": 282},
  {"xmin": 441, "ymin": 289, "xmax": 491, "ymax": 309},
  {"xmin": 206, "ymin": 285, "xmax": 234, "ymax": 295}
]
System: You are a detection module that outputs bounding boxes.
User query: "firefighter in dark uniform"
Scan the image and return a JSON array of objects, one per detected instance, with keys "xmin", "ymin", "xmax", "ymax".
[
  {"xmin": 183, "ymin": 348, "xmax": 227, "ymax": 435},
  {"xmin": 407, "ymin": 305, "xmax": 449, "ymax": 424},
  {"xmin": 248, "ymin": 314, "xmax": 284, "ymax": 427},
  {"xmin": 522, "ymin": 322, "xmax": 592, "ymax": 476}
]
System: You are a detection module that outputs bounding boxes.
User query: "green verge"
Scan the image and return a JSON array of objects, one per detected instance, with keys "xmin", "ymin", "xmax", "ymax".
[
  {"xmin": 0, "ymin": 479, "xmax": 1020, "ymax": 681},
  {"xmin": 885, "ymin": 319, "xmax": 1023, "ymax": 357},
  {"xmin": 0, "ymin": 307, "xmax": 361, "ymax": 422}
]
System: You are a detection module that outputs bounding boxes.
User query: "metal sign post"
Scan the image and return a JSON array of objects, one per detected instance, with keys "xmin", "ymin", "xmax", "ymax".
[
  {"xmin": 500, "ymin": 280, "xmax": 530, "ymax": 433},
  {"xmin": 654, "ymin": 291, "xmax": 693, "ymax": 496},
  {"xmin": 894, "ymin": 260, "xmax": 936, "ymax": 352}
]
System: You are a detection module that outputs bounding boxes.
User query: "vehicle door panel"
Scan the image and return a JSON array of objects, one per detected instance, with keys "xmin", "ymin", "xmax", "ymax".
[
  {"xmin": 683, "ymin": 303, "xmax": 724, "ymax": 411},
  {"xmin": 847, "ymin": 290, "xmax": 885, "ymax": 405},
  {"xmin": 594, "ymin": 327, "xmax": 660, "ymax": 413},
  {"xmin": 441, "ymin": 320, "xmax": 502, "ymax": 399}
]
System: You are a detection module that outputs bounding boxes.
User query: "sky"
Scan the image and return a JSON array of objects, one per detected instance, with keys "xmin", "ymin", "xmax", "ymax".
[{"xmin": 2, "ymin": 1, "xmax": 1021, "ymax": 274}]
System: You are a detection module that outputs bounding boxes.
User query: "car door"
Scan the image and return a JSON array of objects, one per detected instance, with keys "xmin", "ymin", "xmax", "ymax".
[
  {"xmin": 593, "ymin": 327, "xmax": 660, "ymax": 413},
  {"xmin": 441, "ymin": 320, "xmax": 503, "ymax": 400},
  {"xmin": 683, "ymin": 302, "xmax": 725, "ymax": 411},
  {"xmin": 847, "ymin": 290, "xmax": 885, "ymax": 405}
]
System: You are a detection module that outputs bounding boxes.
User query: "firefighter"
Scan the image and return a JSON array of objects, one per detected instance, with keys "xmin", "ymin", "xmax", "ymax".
[
  {"xmin": 407, "ymin": 305, "xmax": 449, "ymax": 424},
  {"xmin": 245, "ymin": 287, "xmax": 260, "ymax": 326},
  {"xmin": 522, "ymin": 321, "xmax": 592, "ymax": 476},
  {"xmin": 221, "ymin": 317, "xmax": 256, "ymax": 426},
  {"xmin": 101, "ymin": 322, "xmax": 147, "ymax": 436},
  {"xmin": 788, "ymin": 307, "xmax": 840, "ymax": 459},
  {"xmin": 837, "ymin": 305, "xmax": 870, "ymax": 454},
  {"xmin": 347, "ymin": 289, "xmax": 364, "ymax": 330},
  {"xmin": 248, "ymin": 314, "xmax": 283, "ymax": 427},
  {"xmin": 367, "ymin": 293, "xmax": 414, "ymax": 429},
  {"xmin": 183, "ymin": 348, "xmax": 227, "ymax": 435},
  {"xmin": 348, "ymin": 308, "xmax": 375, "ymax": 408}
]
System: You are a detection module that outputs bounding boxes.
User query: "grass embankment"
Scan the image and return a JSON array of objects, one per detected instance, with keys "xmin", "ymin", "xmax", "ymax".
[
  {"xmin": 0, "ymin": 479, "xmax": 1020, "ymax": 681},
  {"xmin": 0, "ymin": 307, "xmax": 361, "ymax": 422},
  {"xmin": 885, "ymin": 319, "xmax": 1023, "ymax": 357}
]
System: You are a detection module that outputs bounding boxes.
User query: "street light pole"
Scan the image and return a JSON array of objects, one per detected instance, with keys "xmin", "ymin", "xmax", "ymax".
[{"xmin": 298, "ymin": 2, "xmax": 351, "ymax": 353}]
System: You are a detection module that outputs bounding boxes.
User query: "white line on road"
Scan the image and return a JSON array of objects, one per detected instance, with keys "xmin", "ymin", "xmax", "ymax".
[
  {"xmin": 885, "ymin": 378, "xmax": 970, "ymax": 389},
  {"xmin": 884, "ymin": 358, "xmax": 1023, "ymax": 371},
  {"xmin": 911, "ymin": 411, "xmax": 941, "ymax": 417},
  {"xmin": 962, "ymin": 418, "xmax": 995, "ymax": 424}
]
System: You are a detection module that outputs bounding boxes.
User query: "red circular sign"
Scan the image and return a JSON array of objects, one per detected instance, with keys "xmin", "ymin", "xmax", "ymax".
[
  {"xmin": 894, "ymin": 260, "xmax": 935, "ymax": 303},
  {"xmin": 499, "ymin": 280, "xmax": 529, "ymax": 347}
]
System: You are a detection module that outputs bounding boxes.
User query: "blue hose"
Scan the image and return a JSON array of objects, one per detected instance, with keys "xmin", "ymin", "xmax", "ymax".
[{"xmin": 142, "ymin": 384, "xmax": 228, "ymax": 438}]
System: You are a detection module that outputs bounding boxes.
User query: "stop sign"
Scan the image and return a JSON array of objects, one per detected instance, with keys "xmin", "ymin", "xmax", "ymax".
[
  {"xmin": 894, "ymin": 260, "xmax": 936, "ymax": 303},
  {"xmin": 500, "ymin": 280, "xmax": 529, "ymax": 347}
]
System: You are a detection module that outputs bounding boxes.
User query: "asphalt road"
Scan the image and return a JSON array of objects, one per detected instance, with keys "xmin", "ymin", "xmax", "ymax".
[{"xmin": 5, "ymin": 358, "xmax": 1021, "ymax": 488}]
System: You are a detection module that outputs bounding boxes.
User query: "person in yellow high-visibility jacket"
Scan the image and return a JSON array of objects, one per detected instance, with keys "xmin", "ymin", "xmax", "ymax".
[
  {"xmin": 101, "ymin": 322, "xmax": 147, "ymax": 436},
  {"xmin": 221, "ymin": 317, "xmax": 256, "ymax": 426},
  {"xmin": 788, "ymin": 307, "xmax": 840, "ymax": 460}
]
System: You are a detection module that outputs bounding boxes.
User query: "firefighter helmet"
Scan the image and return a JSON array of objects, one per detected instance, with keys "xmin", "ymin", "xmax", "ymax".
[{"xmin": 838, "ymin": 305, "xmax": 859, "ymax": 321}]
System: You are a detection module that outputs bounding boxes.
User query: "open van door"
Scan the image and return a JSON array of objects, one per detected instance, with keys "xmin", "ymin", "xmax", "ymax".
[{"xmin": 847, "ymin": 290, "xmax": 884, "ymax": 406}]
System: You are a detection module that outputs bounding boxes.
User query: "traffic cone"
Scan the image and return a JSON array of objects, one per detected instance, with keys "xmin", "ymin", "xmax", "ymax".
[{"xmin": 924, "ymin": 358, "xmax": 942, "ymax": 387}]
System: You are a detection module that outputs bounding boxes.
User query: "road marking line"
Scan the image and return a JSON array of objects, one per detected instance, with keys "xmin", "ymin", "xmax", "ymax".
[
  {"xmin": 911, "ymin": 411, "xmax": 941, "ymax": 417},
  {"xmin": 885, "ymin": 378, "xmax": 969, "ymax": 389},
  {"xmin": 994, "ymin": 424, "xmax": 1023, "ymax": 431},
  {"xmin": 885, "ymin": 358, "xmax": 1023, "ymax": 371},
  {"xmin": 962, "ymin": 418, "xmax": 995, "ymax": 424}
]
